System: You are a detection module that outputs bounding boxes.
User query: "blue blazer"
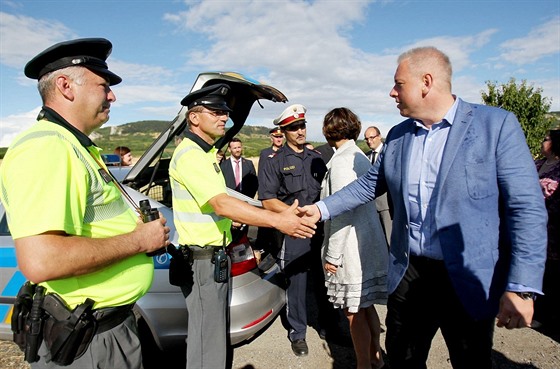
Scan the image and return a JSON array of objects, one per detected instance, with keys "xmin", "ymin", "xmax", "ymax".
[{"xmin": 322, "ymin": 99, "xmax": 547, "ymax": 319}]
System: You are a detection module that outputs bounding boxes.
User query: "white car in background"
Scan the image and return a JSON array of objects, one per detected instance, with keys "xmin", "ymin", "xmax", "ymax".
[{"xmin": 0, "ymin": 72, "xmax": 288, "ymax": 367}]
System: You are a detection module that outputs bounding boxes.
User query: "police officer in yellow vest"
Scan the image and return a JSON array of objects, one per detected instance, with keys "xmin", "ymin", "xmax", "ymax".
[
  {"xmin": 0, "ymin": 38, "xmax": 171, "ymax": 369},
  {"xmin": 170, "ymin": 84, "xmax": 317, "ymax": 369}
]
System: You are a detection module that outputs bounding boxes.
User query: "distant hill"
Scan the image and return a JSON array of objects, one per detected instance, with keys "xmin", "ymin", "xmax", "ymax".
[
  {"xmin": 90, "ymin": 120, "xmax": 322, "ymax": 158},
  {"xmin": 90, "ymin": 120, "xmax": 172, "ymax": 157},
  {"xmin": 548, "ymin": 111, "xmax": 560, "ymax": 129},
  {"xmin": 3, "ymin": 112, "xmax": 559, "ymax": 160}
]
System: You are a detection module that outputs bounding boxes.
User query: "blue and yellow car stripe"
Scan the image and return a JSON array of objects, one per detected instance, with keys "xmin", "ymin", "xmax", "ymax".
[
  {"xmin": 1, "ymin": 247, "xmax": 24, "ymax": 325},
  {"xmin": 0, "ymin": 244, "xmax": 172, "ymax": 326}
]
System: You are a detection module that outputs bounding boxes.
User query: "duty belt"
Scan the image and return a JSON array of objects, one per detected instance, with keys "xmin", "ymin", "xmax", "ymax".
[
  {"xmin": 93, "ymin": 303, "xmax": 134, "ymax": 334},
  {"xmin": 180, "ymin": 245, "xmax": 221, "ymax": 260}
]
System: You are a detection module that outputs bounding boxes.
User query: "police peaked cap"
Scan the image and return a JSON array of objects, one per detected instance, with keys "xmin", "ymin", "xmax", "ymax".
[
  {"xmin": 269, "ymin": 127, "xmax": 283, "ymax": 136},
  {"xmin": 24, "ymin": 38, "xmax": 122, "ymax": 86},
  {"xmin": 181, "ymin": 84, "xmax": 233, "ymax": 112},
  {"xmin": 274, "ymin": 104, "xmax": 307, "ymax": 127}
]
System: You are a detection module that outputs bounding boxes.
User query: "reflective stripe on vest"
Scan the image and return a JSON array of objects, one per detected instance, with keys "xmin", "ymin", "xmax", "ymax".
[
  {"xmin": 170, "ymin": 143, "xmax": 225, "ymax": 225},
  {"xmin": 6, "ymin": 130, "xmax": 129, "ymax": 224}
]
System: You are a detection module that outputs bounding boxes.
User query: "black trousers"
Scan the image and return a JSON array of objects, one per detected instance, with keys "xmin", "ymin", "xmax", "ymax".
[
  {"xmin": 534, "ymin": 259, "xmax": 560, "ymax": 329},
  {"xmin": 281, "ymin": 237, "xmax": 312, "ymax": 341},
  {"xmin": 386, "ymin": 255, "xmax": 494, "ymax": 369}
]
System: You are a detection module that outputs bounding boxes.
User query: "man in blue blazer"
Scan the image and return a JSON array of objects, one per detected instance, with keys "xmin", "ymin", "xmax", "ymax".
[
  {"xmin": 302, "ymin": 47, "xmax": 547, "ymax": 369},
  {"xmin": 220, "ymin": 137, "xmax": 258, "ymax": 198}
]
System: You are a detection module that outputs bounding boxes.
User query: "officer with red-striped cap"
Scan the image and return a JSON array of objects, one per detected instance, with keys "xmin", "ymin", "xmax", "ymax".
[{"xmin": 257, "ymin": 104, "xmax": 327, "ymax": 356}]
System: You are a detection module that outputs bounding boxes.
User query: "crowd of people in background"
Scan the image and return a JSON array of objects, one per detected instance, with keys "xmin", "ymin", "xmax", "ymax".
[{"xmin": 533, "ymin": 130, "xmax": 560, "ymax": 334}]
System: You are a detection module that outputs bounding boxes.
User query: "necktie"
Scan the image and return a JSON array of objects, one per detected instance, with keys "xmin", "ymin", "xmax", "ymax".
[
  {"xmin": 371, "ymin": 151, "xmax": 376, "ymax": 164},
  {"xmin": 234, "ymin": 160, "xmax": 241, "ymax": 188}
]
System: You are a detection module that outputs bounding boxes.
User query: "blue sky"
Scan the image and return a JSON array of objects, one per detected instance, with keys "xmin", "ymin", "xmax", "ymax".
[{"xmin": 1, "ymin": 0, "xmax": 559, "ymax": 147}]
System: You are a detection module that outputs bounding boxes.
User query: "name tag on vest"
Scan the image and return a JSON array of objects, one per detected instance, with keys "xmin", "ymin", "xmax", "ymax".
[{"xmin": 98, "ymin": 168, "xmax": 113, "ymax": 184}]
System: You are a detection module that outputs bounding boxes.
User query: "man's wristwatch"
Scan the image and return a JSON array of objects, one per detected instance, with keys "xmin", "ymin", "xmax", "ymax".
[{"xmin": 515, "ymin": 292, "xmax": 537, "ymax": 300}]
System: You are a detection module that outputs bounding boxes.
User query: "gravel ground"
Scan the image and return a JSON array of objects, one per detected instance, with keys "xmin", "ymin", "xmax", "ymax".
[
  {"xmin": 2, "ymin": 305, "xmax": 560, "ymax": 369},
  {"xmin": 1, "ymin": 269, "xmax": 558, "ymax": 369},
  {"xmin": 230, "ymin": 304, "xmax": 560, "ymax": 369}
]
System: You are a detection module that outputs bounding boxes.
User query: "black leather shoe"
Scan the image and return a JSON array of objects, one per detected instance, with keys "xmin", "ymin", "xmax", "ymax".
[{"xmin": 291, "ymin": 339, "xmax": 308, "ymax": 356}]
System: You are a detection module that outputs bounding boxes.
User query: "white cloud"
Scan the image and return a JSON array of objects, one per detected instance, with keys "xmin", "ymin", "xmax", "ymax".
[
  {"xmin": 0, "ymin": 12, "xmax": 76, "ymax": 69},
  {"xmin": 500, "ymin": 16, "xmax": 560, "ymax": 64},
  {"xmin": 0, "ymin": 107, "xmax": 41, "ymax": 147},
  {"xmin": 138, "ymin": 105, "xmax": 182, "ymax": 117},
  {"xmin": 110, "ymin": 60, "xmax": 175, "ymax": 84},
  {"xmin": 163, "ymin": 0, "xmax": 400, "ymax": 140},
  {"xmin": 112, "ymin": 84, "xmax": 180, "ymax": 106},
  {"xmin": 453, "ymin": 75, "xmax": 488, "ymax": 105},
  {"xmin": 163, "ymin": 1, "xmax": 519, "ymax": 140},
  {"xmin": 2, "ymin": 1, "xmax": 557, "ymax": 148},
  {"xmin": 395, "ymin": 29, "xmax": 497, "ymax": 72},
  {"xmin": 538, "ymin": 78, "xmax": 560, "ymax": 112}
]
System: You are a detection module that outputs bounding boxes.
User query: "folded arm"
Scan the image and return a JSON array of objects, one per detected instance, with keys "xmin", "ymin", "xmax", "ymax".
[{"xmin": 15, "ymin": 215, "xmax": 170, "ymax": 283}]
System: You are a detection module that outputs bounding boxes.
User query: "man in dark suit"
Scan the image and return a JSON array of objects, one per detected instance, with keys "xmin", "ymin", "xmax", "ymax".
[
  {"xmin": 220, "ymin": 137, "xmax": 258, "ymax": 198},
  {"xmin": 302, "ymin": 46, "xmax": 547, "ymax": 369},
  {"xmin": 364, "ymin": 126, "xmax": 393, "ymax": 246}
]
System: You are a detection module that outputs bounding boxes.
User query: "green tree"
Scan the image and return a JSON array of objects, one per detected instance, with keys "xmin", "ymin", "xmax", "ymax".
[{"xmin": 481, "ymin": 78, "xmax": 555, "ymax": 157}]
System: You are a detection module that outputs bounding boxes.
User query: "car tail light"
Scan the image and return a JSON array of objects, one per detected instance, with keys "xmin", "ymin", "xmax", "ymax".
[{"xmin": 227, "ymin": 234, "xmax": 258, "ymax": 277}]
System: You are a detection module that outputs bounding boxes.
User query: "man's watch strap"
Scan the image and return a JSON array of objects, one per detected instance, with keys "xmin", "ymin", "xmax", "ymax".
[{"xmin": 515, "ymin": 292, "xmax": 537, "ymax": 300}]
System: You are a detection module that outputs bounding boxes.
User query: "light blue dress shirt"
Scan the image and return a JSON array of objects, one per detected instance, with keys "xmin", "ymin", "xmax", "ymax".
[{"xmin": 407, "ymin": 99, "xmax": 458, "ymax": 259}]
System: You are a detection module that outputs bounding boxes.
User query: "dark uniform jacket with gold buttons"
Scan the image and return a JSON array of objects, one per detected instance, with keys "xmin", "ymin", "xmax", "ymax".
[{"xmin": 258, "ymin": 144, "xmax": 327, "ymax": 206}]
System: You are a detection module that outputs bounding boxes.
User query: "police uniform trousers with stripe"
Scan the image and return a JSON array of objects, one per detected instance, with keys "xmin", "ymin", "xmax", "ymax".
[
  {"xmin": 181, "ymin": 257, "xmax": 229, "ymax": 369},
  {"xmin": 32, "ymin": 313, "xmax": 141, "ymax": 369},
  {"xmin": 280, "ymin": 236, "xmax": 312, "ymax": 341}
]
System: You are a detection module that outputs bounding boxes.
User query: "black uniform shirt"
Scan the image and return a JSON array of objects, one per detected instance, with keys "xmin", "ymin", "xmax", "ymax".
[
  {"xmin": 258, "ymin": 147, "xmax": 276, "ymax": 163},
  {"xmin": 258, "ymin": 144, "xmax": 327, "ymax": 206}
]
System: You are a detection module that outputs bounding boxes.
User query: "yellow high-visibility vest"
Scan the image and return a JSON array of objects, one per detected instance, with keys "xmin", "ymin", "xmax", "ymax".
[
  {"xmin": 0, "ymin": 119, "xmax": 153, "ymax": 309},
  {"xmin": 169, "ymin": 137, "xmax": 232, "ymax": 247}
]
